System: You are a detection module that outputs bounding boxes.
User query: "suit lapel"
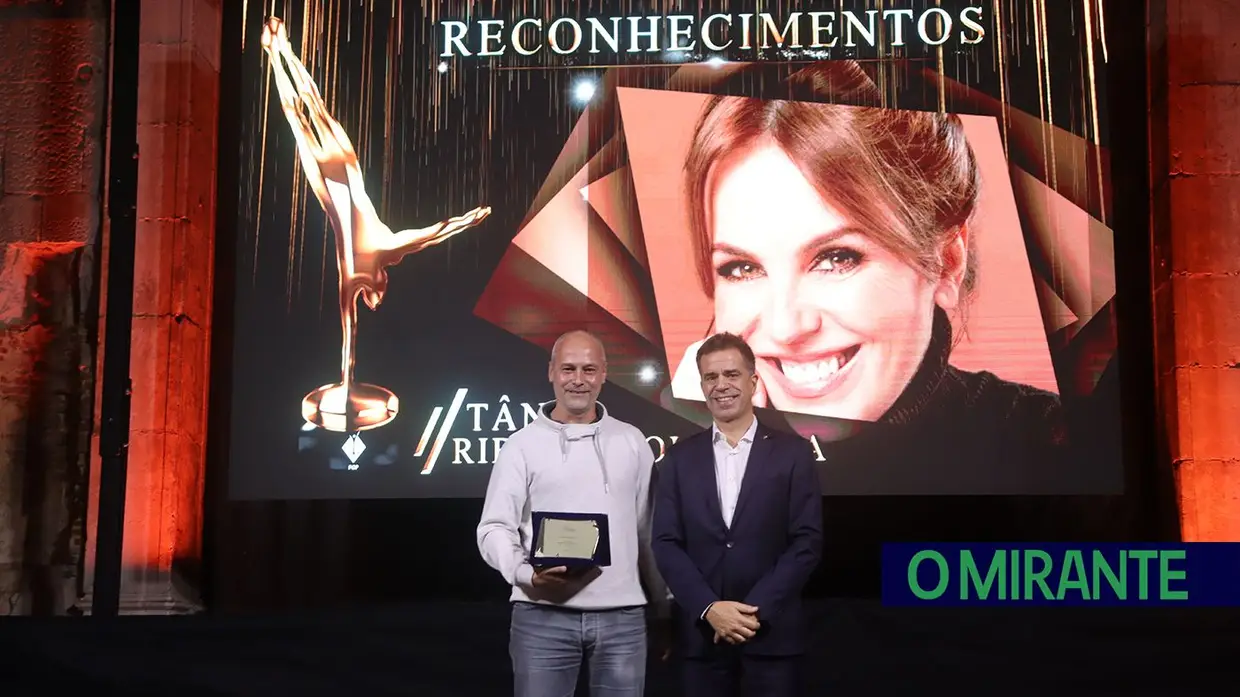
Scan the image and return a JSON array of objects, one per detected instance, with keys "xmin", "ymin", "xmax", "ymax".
[
  {"xmin": 696, "ymin": 433, "xmax": 726, "ymax": 530},
  {"xmin": 730, "ymin": 423, "xmax": 774, "ymax": 527}
]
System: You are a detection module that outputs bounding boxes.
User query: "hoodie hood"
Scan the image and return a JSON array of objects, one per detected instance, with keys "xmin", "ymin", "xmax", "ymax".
[{"xmin": 537, "ymin": 401, "xmax": 611, "ymax": 493}]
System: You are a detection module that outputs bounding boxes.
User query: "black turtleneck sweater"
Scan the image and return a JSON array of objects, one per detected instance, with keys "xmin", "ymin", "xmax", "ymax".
[{"xmin": 815, "ymin": 308, "xmax": 1072, "ymax": 495}]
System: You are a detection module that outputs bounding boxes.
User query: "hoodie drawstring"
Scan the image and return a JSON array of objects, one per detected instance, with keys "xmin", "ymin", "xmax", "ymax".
[
  {"xmin": 547, "ymin": 405, "xmax": 611, "ymax": 494},
  {"xmin": 592, "ymin": 437, "xmax": 610, "ymax": 494}
]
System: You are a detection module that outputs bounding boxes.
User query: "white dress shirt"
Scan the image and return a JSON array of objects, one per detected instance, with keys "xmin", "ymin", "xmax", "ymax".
[{"xmin": 712, "ymin": 416, "xmax": 758, "ymax": 529}]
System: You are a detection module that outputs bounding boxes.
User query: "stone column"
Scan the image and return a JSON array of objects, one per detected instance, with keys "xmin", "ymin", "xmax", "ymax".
[
  {"xmin": 1152, "ymin": 0, "xmax": 1240, "ymax": 540},
  {"xmin": 81, "ymin": 0, "xmax": 222, "ymax": 614}
]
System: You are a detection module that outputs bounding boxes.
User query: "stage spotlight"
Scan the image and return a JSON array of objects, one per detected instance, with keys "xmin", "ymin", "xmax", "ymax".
[
  {"xmin": 572, "ymin": 78, "xmax": 596, "ymax": 104},
  {"xmin": 638, "ymin": 363, "xmax": 659, "ymax": 385}
]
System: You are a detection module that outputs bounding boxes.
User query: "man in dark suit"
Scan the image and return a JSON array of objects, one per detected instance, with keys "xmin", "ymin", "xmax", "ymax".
[{"xmin": 652, "ymin": 332, "xmax": 823, "ymax": 697}]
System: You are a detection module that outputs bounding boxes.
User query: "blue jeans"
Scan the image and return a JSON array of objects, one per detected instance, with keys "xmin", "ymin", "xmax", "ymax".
[{"xmin": 510, "ymin": 602, "xmax": 647, "ymax": 697}]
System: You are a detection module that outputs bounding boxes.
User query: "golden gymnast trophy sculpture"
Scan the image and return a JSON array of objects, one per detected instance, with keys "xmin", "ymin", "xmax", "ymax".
[{"xmin": 261, "ymin": 18, "xmax": 491, "ymax": 433}]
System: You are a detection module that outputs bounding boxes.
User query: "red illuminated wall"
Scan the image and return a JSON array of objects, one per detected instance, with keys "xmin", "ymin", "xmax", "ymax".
[{"xmin": 0, "ymin": 0, "xmax": 107, "ymax": 615}]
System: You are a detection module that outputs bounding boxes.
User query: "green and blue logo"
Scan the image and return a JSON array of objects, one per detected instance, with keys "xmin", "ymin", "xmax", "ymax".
[{"xmin": 882, "ymin": 544, "xmax": 1240, "ymax": 606}]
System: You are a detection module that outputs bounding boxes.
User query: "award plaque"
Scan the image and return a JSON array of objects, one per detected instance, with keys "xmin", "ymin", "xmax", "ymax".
[{"xmin": 530, "ymin": 512, "xmax": 612, "ymax": 568}]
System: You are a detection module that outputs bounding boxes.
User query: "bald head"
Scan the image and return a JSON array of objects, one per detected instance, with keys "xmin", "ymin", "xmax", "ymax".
[
  {"xmin": 550, "ymin": 330, "xmax": 606, "ymax": 366},
  {"xmin": 547, "ymin": 330, "xmax": 607, "ymax": 423}
]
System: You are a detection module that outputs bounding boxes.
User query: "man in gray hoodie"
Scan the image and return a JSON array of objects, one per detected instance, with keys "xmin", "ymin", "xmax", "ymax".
[{"xmin": 477, "ymin": 330, "xmax": 668, "ymax": 697}]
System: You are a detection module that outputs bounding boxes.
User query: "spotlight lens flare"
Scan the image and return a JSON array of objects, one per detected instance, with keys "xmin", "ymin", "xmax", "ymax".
[
  {"xmin": 572, "ymin": 78, "xmax": 596, "ymax": 104},
  {"xmin": 437, "ymin": 61, "xmax": 448, "ymax": 73},
  {"xmin": 638, "ymin": 363, "xmax": 659, "ymax": 385}
]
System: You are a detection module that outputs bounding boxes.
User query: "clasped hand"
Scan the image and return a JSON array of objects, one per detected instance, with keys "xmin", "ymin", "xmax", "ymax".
[{"xmin": 706, "ymin": 601, "xmax": 760, "ymax": 645}]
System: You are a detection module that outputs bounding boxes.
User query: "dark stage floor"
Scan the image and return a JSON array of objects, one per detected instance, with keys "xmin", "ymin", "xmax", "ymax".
[{"xmin": 1, "ymin": 599, "xmax": 1236, "ymax": 696}]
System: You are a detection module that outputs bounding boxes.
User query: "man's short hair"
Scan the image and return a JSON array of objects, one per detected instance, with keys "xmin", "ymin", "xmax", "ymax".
[{"xmin": 695, "ymin": 332, "xmax": 757, "ymax": 374}]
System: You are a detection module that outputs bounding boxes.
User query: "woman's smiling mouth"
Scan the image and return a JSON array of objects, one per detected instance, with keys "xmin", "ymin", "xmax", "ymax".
[{"xmin": 764, "ymin": 345, "xmax": 861, "ymax": 399}]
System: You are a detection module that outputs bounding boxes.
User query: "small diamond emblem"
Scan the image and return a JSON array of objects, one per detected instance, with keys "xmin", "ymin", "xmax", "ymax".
[{"xmin": 342, "ymin": 433, "xmax": 366, "ymax": 464}]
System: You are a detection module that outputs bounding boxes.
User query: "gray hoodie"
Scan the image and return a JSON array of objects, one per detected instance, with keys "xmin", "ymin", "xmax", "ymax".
[{"xmin": 476, "ymin": 402, "xmax": 668, "ymax": 613}]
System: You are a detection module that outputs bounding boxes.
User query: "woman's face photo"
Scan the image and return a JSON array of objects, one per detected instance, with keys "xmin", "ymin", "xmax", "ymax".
[{"xmin": 709, "ymin": 141, "xmax": 944, "ymax": 422}]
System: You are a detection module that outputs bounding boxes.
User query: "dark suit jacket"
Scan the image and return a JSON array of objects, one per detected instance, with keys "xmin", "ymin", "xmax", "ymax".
[{"xmin": 652, "ymin": 421, "xmax": 823, "ymax": 657}]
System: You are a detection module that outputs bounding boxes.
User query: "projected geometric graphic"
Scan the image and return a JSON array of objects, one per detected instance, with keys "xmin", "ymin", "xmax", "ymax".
[{"xmin": 475, "ymin": 64, "xmax": 1114, "ymax": 429}]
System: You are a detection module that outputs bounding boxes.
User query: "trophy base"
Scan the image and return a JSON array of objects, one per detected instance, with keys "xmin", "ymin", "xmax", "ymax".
[{"xmin": 302, "ymin": 382, "xmax": 400, "ymax": 433}]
